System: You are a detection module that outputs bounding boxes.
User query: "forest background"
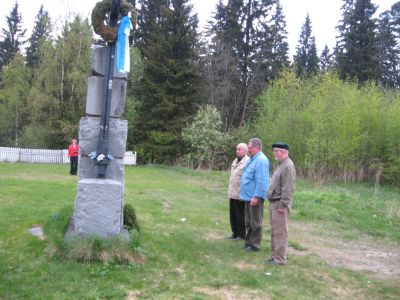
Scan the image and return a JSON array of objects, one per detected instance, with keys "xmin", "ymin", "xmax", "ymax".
[{"xmin": 0, "ymin": 0, "xmax": 399, "ymax": 185}]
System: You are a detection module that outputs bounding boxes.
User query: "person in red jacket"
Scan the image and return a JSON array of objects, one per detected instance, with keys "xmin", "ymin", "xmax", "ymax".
[{"xmin": 68, "ymin": 138, "xmax": 80, "ymax": 175}]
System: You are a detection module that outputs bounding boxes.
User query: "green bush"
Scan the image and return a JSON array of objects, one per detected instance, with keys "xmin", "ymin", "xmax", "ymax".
[
  {"xmin": 182, "ymin": 105, "xmax": 232, "ymax": 169},
  {"xmin": 123, "ymin": 203, "xmax": 141, "ymax": 232},
  {"xmin": 255, "ymin": 71, "xmax": 400, "ymax": 184}
]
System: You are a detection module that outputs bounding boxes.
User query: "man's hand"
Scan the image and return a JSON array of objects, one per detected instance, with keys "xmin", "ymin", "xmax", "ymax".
[
  {"xmin": 277, "ymin": 207, "xmax": 287, "ymax": 213},
  {"xmin": 250, "ymin": 197, "xmax": 259, "ymax": 206}
]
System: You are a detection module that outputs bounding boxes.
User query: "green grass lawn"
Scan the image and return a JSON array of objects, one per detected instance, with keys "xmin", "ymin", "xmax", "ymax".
[{"xmin": 0, "ymin": 162, "xmax": 399, "ymax": 299}]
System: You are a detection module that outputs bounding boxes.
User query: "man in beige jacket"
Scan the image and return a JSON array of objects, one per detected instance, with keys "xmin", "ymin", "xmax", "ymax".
[
  {"xmin": 227, "ymin": 143, "xmax": 249, "ymax": 240},
  {"xmin": 266, "ymin": 142, "xmax": 296, "ymax": 265}
]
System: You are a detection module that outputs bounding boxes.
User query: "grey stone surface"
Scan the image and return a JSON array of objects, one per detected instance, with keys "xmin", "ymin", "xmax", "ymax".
[
  {"xmin": 92, "ymin": 45, "xmax": 128, "ymax": 79},
  {"xmin": 28, "ymin": 226, "xmax": 44, "ymax": 240},
  {"xmin": 79, "ymin": 117, "xmax": 128, "ymax": 158},
  {"xmin": 66, "ymin": 44, "xmax": 130, "ymax": 239},
  {"xmin": 86, "ymin": 76, "xmax": 126, "ymax": 118},
  {"xmin": 78, "ymin": 156, "xmax": 125, "ymax": 184},
  {"xmin": 69, "ymin": 179, "xmax": 124, "ymax": 237}
]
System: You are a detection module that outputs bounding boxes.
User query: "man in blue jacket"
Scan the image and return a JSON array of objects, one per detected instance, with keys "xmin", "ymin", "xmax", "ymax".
[{"xmin": 240, "ymin": 138, "xmax": 270, "ymax": 251}]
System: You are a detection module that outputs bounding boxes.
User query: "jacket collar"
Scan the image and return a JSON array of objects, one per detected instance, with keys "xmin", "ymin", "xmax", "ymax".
[{"xmin": 250, "ymin": 151, "xmax": 262, "ymax": 160}]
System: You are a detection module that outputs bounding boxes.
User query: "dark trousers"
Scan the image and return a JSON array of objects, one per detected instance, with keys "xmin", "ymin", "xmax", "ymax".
[
  {"xmin": 229, "ymin": 198, "xmax": 246, "ymax": 238},
  {"xmin": 244, "ymin": 200, "xmax": 264, "ymax": 249},
  {"xmin": 70, "ymin": 156, "xmax": 78, "ymax": 175}
]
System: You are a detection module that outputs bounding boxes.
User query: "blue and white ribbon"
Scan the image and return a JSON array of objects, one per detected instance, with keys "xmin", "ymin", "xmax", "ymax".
[{"xmin": 116, "ymin": 13, "xmax": 133, "ymax": 73}]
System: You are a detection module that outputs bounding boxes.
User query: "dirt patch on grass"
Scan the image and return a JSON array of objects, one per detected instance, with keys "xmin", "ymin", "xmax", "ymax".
[
  {"xmin": 127, "ymin": 290, "xmax": 140, "ymax": 299},
  {"xmin": 234, "ymin": 261, "xmax": 259, "ymax": 271},
  {"xmin": 174, "ymin": 267, "xmax": 186, "ymax": 279},
  {"xmin": 162, "ymin": 199, "xmax": 172, "ymax": 213},
  {"xmin": 290, "ymin": 222, "xmax": 400, "ymax": 279},
  {"xmin": 194, "ymin": 286, "xmax": 268, "ymax": 300},
  {"xmin": 203, "ymin": 231, "xmax": 225, "ymax": 241}
]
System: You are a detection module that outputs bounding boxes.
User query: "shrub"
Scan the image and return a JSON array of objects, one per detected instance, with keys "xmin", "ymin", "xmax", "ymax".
[
  {"xmin": 123, "ymin": 203, "xmax": 141, "ymax": 232},
  {"xmin": 255, "ymin": 71, "xmax": 400, "ymax": 183},
  {"xmin": 182, "ymin": 105, "xmax": 231, "ymax": 169}
]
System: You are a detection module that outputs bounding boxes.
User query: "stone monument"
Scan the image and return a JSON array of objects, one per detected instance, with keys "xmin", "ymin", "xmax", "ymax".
[{"xmin": 66, "ymin": 0, "xmax": 134, "ymax": 238}]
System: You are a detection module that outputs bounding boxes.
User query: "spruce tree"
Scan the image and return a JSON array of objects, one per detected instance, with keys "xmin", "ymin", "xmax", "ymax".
[
  {"xmin": 377, "ymin": 11, "xmax": 400, "ymax": 88},
  {"xmin": 134, "ymin": 0, "xmax": 201, "ymax": 163},
  {"xmin": 201, "ymin": 0, "xmax": 243, "ymax": 130},
  {"xmin": 0, "ymin": 3, "xmax": 26, "ymax": 72},
  {"xmin": 334, "ymin": 0, "xmax": 355, "ymax": 71},
  {"xmin": 320, "ymin": 45, "xmax": 334, "ymax": 73},
  {"xmin": 212, "ymin": 0, "xmax": 243, "ymax": 50},
  {"xmin": 390, "ymin": 2, "xmax": 400, "ymax": 86},
  {"xmin": 206, "ymin": 0, "xmax": 275, "ymax": 128},
  {"xmin": 269, "ymin": 0, "xmax": 290, "ymax": 81},
  {"xmin": 293, "ymin": 14, "xmax": 319, "ymax": 78},
  {"xmin": 336, "ymin": 0, "xmax": 378, "ymax": 83},
  {"xmin": 392, "ymin": 2, "xmax": 400, "ymax": 37},
  {"xmin": 26, "ymin": 6, "xmax": 51, "ymax": 68},
  {"xmin": 134, "ymin": 0, "xmax": 170, "ymax": 56},
  {"xmin": 239, "ymin": 0, "xmax": 275, "ymax": 103}
]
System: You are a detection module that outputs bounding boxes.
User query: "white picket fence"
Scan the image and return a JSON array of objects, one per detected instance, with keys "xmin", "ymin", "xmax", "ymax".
[{"xmin": 0, "ymin": 147, "xmax": 137, "ymax": 165}]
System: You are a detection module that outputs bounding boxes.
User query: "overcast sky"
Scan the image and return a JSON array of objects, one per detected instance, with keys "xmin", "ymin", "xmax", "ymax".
[{"xmin": 1, "ymin": 0, "xmax": 397, "ymax": 58}]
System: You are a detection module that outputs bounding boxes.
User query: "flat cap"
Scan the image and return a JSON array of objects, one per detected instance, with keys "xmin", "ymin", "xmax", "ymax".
[{"xmin": 272, "ymin": 142, "xmax": 289, "ymax": 150}]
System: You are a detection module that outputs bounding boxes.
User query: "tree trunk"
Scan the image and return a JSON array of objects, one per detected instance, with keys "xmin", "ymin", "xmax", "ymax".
[{"xmin": 14, "ymin": 103, "xmax": 19, "ymax": 147}]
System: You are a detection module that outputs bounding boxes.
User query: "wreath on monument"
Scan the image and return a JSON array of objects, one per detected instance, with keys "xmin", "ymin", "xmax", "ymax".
[{"xmin": 91, "ymin": 0, "xmax": 136, "ymax": 42}]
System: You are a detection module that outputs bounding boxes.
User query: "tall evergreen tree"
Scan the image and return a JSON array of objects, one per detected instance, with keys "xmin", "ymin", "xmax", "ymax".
[
  {"xmin": 212, "ymin": 0, "xmax": 243, "ymax": 50},
  {"xmin": 334, "ymin": 0, "xmax": 355, "ymax": 70},
  {"xmin": 206, "ymin": 0, "xmax": 275, "ymax": 128},
  {"xmin": 134, "ymin": 0, "xmax": 201, "ymax": 163},
  {"xmin": 293, "ymin": 14, "xmax": 319, "ymax": 78},
  {"xmin": 201, "ymin": 0, "xmax": 243, "ymax": 130},
  {"xmin": 390, "ymin": 2, "xmax": 400, "ymax": 61},
  {"xmin": 392, "ymin": 2, "xmax": 400, "ymax": 37},
  {"xmin": 134, "ymin": 0, "xmax": 170, "ymax": 56},
  {"xmin": 320, "ymin": 45, "xmax": 334, "ymax": 72},
  {"xmin": 26, "ymin": 5, "xmax": 51, "ymax": 68},
  {"xmin": 238, "ymin": 0, "xmax": 275, "ymax": 123},
  {"xmin": 269, "ymin": 0, "xmax": 290, "ymax": 81},
  {"xmin": 335, "ymin": 0, "xmax": 378, "ymax": 83},
  {"xmin": 0, "ymin": 3, "xmax": 26, "ymax": 72},
  {"xmin": 377, "ymin": 11, "xmax": 400, "ymax": 88}
]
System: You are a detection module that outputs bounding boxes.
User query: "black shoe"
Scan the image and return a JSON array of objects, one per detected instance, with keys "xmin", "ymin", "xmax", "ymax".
[
  {"xmin": 226, "ymin": 235, "xmax": 237, "ymax": 240},
  {"xmin": 235, "ymin": 236, "xmax": 245, "ymax": 240},
  {"xmin": 265, "ymin": 257, "xmax": 275, "ymax": 263},
  {"xmin": 244, "ymin": 244, "xmax": 259, "ymax": 252}
]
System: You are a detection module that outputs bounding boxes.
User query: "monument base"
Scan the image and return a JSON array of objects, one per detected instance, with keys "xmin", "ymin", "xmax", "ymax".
[{"xmin": 66, "ymin": 178, "xmax": 126, "ymax": 238}]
